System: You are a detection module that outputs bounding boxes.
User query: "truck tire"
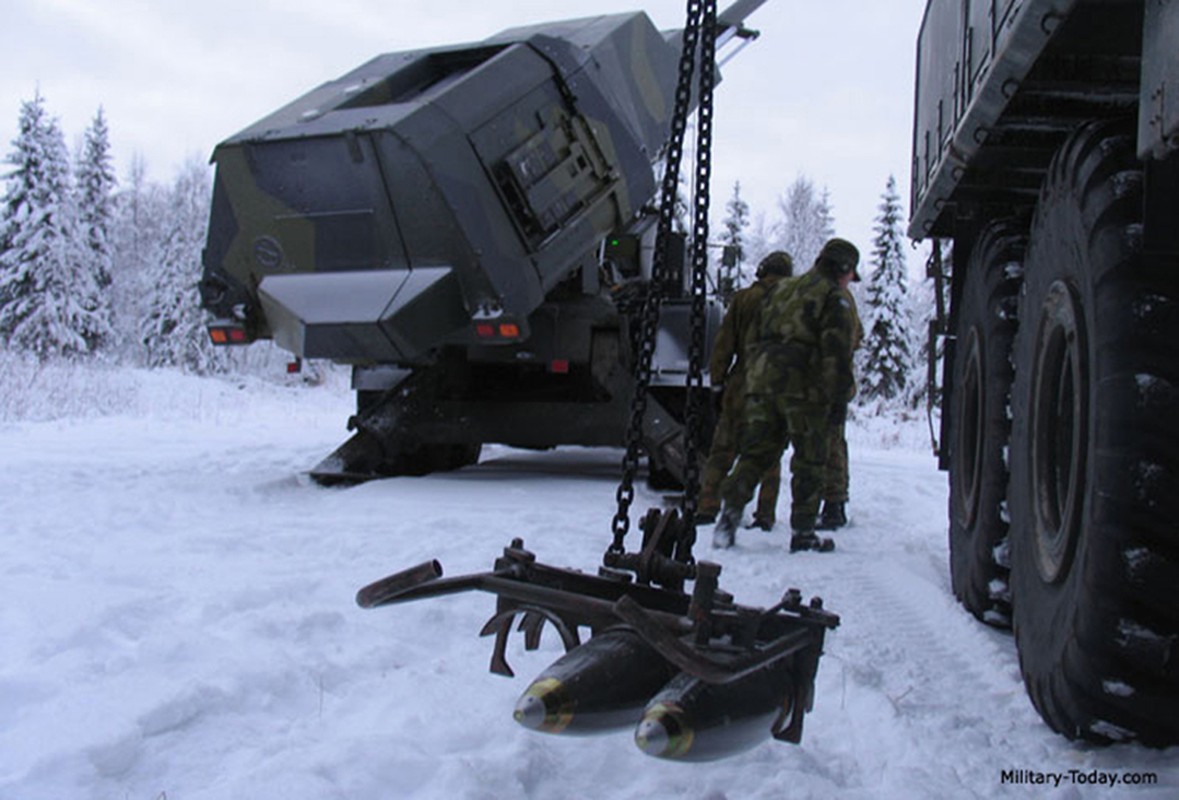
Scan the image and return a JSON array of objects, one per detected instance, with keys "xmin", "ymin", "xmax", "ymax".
[
  {"xmin": 947, "ymin": 221, "xmax": 1024, "ymax": 627},
  {"xmin": 1008, "ymin": 119, "xmax": 1179, "ymax": 746}
]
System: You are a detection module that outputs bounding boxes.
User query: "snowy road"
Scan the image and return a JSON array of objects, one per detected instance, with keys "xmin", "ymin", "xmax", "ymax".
[{"xmin": 0, "ymin": 370, "xmax": 1175, "ymax": 799}]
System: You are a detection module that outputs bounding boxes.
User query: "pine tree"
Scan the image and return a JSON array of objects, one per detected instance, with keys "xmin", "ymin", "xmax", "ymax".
[
  {"xmin": 139, "ymin": 158, "xmax": 224, "ymax": 373},
  {"xmin": 77, "ymin": 108, "xmax": 116, "ymax": 287},
  {"xmin": 857, "ymin": 174, "xmax": 913, "ymax": 403},
  {"xmin": 773, "ymin": 174, "xmax": 835, "ymax": 270},
  {"xmin": 720, "ymin": 181, "xmax": 750, "ymax": 253},
  {"xmin": 718, "ymin": 181, "xmax": 750, "ymax": 296},
  {"xmin": 0, "ymin": 93, "xmax": 109, "ymax": 360},
  {"xmin": 75, "ymin": 106, "xmax": 116, "ymax": 348}
]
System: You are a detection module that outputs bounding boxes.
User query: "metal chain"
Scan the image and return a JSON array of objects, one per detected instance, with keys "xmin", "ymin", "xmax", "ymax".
[
  {"xmin": 680, "ymin": 0, "xmax": 717, "ymax": 540},
  {"xmin": 610, "ymin": 0, "xmax": 706, "ymax": 554}
]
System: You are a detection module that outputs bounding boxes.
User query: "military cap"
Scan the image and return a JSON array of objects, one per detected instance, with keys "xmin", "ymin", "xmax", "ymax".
[
  {"xmin": 817, "ymin": 238, "xmax": 861, "ymax": 281},
  {"xmin": 756, "ymin": 250, "xmax": 794, "ymax": 278}
]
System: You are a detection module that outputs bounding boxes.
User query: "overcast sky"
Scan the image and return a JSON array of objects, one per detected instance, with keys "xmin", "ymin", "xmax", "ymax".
[{"xmin": 3, "ymin": 0, "xmax": 929, "ymax": 258}]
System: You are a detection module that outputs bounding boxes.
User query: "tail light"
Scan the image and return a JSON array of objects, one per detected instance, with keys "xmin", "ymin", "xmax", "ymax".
[
  {"xmin": 473, "ymin": 319, "xmax": 524, "ymax": 342},
  {"xmin": 207, "ymin": 320, "xmax": 251, "ymax": 345}
]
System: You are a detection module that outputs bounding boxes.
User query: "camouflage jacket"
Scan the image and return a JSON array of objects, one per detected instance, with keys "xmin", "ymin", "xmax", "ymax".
[
  {"xmin": 745, "ymin": 267, "xmax": 856, "ymax": 406},
  {"xmin": 843, "ymin": 287, "xmax": 864, "ymax": 399},
  {"xmin": 708, "ymin": 276, "xmax": 779, "ymax": 388},
  {"xmin": 844, "ymin": 288, "xmax": 864, "ymax": 353}
]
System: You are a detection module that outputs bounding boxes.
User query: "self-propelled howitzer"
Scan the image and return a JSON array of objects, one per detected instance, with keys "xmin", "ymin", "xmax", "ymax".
[{"xmin": 199, "ymin": 1, "xmax": 766, "ymax": 483}]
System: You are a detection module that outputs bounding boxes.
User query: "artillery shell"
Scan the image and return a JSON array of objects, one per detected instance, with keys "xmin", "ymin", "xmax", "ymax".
[
  {"xmin": 634, "ymin": 661, "xmax": 795, "ymax": 761},
  {"xmin": 513, "ymin": 628, "xmax": 677, "ymax": 735}
]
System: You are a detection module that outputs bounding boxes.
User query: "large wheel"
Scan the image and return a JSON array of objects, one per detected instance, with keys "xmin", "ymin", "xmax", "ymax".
[
  {"xmin": 1008, "ymin": 119, "xmax": 1179, "ymax": 745},
  {"xmin": 947, "ymin": 221, "xmax": 1025, "ymax": 626}
]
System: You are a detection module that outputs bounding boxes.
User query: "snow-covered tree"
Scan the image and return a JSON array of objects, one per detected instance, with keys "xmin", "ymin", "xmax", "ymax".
[
  {"xmin": 905, "ymin": 259, "xmax": 936, "ymax": 410},
  {"xmin": 718, "ymin": 181, "xmax": 750, "ymax": 296},
  {"xmin": 77, "ymin": 108, "xmax": 116, "ymax": 288},
  {"xmin": 857, "ymin": 175, "xmax": 913, "ymax": 403},
  {"xmin": 720, "ymin": 181, "xmax": 750, "ymax": 254},
  {"xmin": 0, "ymin": 93, "xmax": 110, "ymax": 360},
  {"xmin": 109, "ymin": 153, "xmax": 168, "ymax": 361},
  {"xmin": 772, "ymin": 175, "xmax": 835, "ymax": 270},
  {"xmin": 139, "ymin": 157, "xmax": 224, "ymax": 373},
  {"xmin": 74, "ymin": 106, "xmax": 116, "ymax": 348}
]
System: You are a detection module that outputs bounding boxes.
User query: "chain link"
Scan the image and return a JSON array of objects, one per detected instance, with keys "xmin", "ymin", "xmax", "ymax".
[
  {"xmin": 681, "ymin": 0, "xmax": 717, "ymax": 537},
  {"xmin": 609, "ymin": 0, "xmax": 715, "ymax": 556}
]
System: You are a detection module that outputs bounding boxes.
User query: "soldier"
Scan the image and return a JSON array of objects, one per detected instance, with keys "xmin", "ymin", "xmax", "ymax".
[
  {"xmin": 816, "ymin": 288, "xmax": 864, "ymax": 530},
  {"xmin": 697, "ymin": 251, "xmax": 793, "ymax": 528},
  {"xmin": 713, "ymin": 238, "xmax": 860, "ymax": 552}
]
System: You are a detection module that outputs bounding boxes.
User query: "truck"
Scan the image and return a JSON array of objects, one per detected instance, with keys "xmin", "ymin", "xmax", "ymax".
[
  {"xmin": 198, "ymin": 1, "xmax": 769, "ymax": 485},
  {"xmin": 912, "ymin": 0, "xmax": 1178, "ymax": 745}
]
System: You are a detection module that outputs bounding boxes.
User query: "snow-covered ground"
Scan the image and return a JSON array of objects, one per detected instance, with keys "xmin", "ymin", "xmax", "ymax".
[{"xmin": 1, "ymin": 367, "xmax": 1175, "ymax": 800}]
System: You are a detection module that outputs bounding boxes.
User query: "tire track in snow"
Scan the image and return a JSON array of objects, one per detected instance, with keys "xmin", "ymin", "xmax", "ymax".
[{"xmin": 804, "ymin": 536, "xmax": 1063, "ymax": 798}]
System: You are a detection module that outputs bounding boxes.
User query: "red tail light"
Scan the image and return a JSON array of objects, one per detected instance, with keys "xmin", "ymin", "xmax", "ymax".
[
  {"xmin": 473, "ymin": 319, "xmax": 524, "ymax": 342},
  {"xmin": 207, "ymin": 320, "xmax": 251, "ymax": 346}
]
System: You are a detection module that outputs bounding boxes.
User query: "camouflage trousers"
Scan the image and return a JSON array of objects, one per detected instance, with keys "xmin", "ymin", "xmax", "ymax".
[
  {"xmin": 822, "ymin": 421, "xmax": 849, "ymax": 503},
  {"xmin": 720, "ymin": 394, "xmax": 829, "ymax": 532},
  {"xmin": 698, "ymin": 394, "xmax": 781, "ymax": 522}
]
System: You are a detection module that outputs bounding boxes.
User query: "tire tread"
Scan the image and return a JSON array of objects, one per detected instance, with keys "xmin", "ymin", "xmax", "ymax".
[{"xmin": 1009, "ymin": 119, "xmax": 1179, "ymax": 747}]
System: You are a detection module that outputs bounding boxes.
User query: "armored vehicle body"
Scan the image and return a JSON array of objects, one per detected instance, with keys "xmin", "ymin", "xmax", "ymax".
[
  {"xmin": 200, "ymin": 2, "xmax": 767, "ymax": 483},
  {"xmin": 913, "ymin": 0, "xmax": 1178, "ymax": 745}
]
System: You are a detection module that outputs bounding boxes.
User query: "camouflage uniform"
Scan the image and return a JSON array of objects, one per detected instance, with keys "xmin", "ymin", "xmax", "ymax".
[
  {"xmin": 720, "ymin": 265, "xmax": 857, "ymax": 533},
  {"xmin": 821, "ymin": 289, "xmax": 863, "ymax": 505},
  {"xmin": 698, "ymin": 276, "xmax": 783, "ymax": 523}
]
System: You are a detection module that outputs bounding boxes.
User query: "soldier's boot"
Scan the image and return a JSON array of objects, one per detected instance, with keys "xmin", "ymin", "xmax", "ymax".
[
  {"xmin": 712, "ymin": 505, "xmax": 742, "ymax": 549},
  {"xmin": 747, "ymin": 514, "xmax": 775, "ymax": 531},
  {"xmin": 790, "ymin": 529, "xmax": 835, "ymax": 553},
  {"xmin": 815, "ymin": 501, "xmax": 847, "ymax": 531},
  {"xmin": 695, "ymin": 506, "xmax": 719, "ymax": 525}
]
